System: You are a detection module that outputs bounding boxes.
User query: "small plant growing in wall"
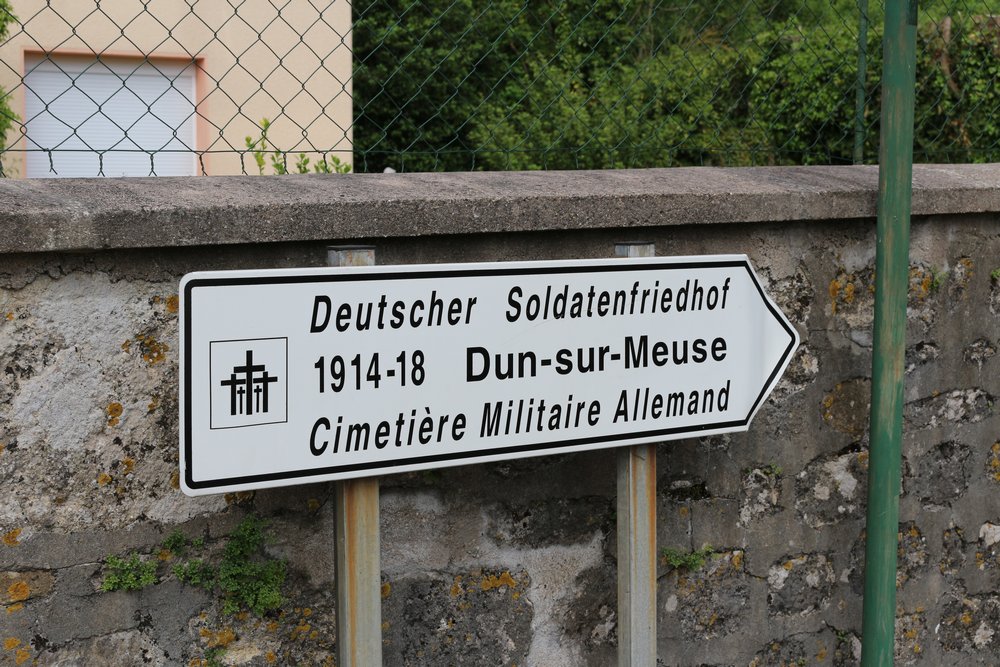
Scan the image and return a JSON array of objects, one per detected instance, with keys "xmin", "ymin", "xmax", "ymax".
[
  {"xmin": 100, "ymin": 516, "xmax": 286, "ymax": 616},
  {"xmin": 100, "ymin": 553, "xmax": 157, "ymax": 591},
  {"xmin": 930, "ymin": 268, "xmax": 947, "ymax": 292},
  {"xmin": 661, "ymin": 544, "xmax": 716, "ymax": 571},
  {"xmin": 172, "ymin": 516, "xmax": 287, "ymax": 616}
]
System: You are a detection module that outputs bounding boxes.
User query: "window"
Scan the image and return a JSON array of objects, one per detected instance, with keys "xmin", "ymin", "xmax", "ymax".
[{"xmin": 24, "ymin": 55, "xmax": 197, "ymax": 178}]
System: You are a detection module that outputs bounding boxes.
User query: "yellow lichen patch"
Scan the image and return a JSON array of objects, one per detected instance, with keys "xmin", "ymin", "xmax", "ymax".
[
  {"xmin": 157, "ymin": 549, "xmax": 173, "ymax": 562},
  {"xmin": 731, "ymin": 551, "xmax": 744, "ymax": 569},
  {"xmin": 449, "ymin": 575, "xmax": 463, "ymax": 597},
  {"xmin": 381, "ymin": 582, "xmax": 391, "ymax": 599},
  {"xmin": 224, "ymin": 491, "xmax": 255, "ymax": 505},
  {"xmin": 828, "ymin": 279, "xmax": 841, "ymax": 314},
  {"xmin": 265, "ymin": 651, "xmax": 277, "ymax": 663},
  {"xmin": 842, "ymin": 281, "xmax": 856, "ymax": 303},
  {"xmin": 783, "ymin": 560, "xmax": 795, "ymax": 571},
  {"xmin": 97, "ymin": 472, "xmax": 112, "ymax": 486},
  {"xmin": 166, "ymin": 295, "xmax": 180, "ymax": 314},
  {"xmin": 200, "ymin": 627, "xmax": 236, "ymax": 649},
  {"xmin": 14, "ymin": 648, "xmax": 30, "ymax": 665},
  {"xmin": 135, "ymin": 334, "xmax": 169, "ymax": 365},
  {"xmin": 107, "ymin": 402, "xmax": 123, "ymax": 427},
  {"xmin": 907, "ymin": 266, "xmax": 936, "ymax": 301},
  {"xmin": 306, "ymin": 498, "xmax": 321, "ymax": 512},
  {"xmin": 122, "ymin": 457, "xmax": 136, "ymax": 475},
  {"xmin": 121, "ymin": 339, "xmax": 132, "ymax": 352},
  {"xmin": 170, "ymin": 471, "xmax": 181, "ymax": 490},
  {"xmin": 147, "ymin": 395, "xmax": 161, "ymax": 413},
  {"xmin": 3, "ymin": 637, "xmax": 20, "ymax": 650},
  {"xmin": 6, "ymin": 582, "xmax": 29, "ymax": 603},
  {"xmin": 960, "ymin": 611, "xmax": 974, "ymax": 626},
  {"xmin": 678, "ymin": 506, "xmax": 689, "ymax": 517},
  {"xmin": 2, "ymin": 529, "xmax": 20, "ymax": 546},
  {"xmin": 4, "ymin": 312, "xmax": 13, "ymax": 321},
  {"xmin": 302, "ymin": 608, "xmax": 312, "ymax": 617},
  {"xmin": 266, "ymin": 621, "xmax": 280, "ymax": 633},
  {"xmin": 480, "ymin": 571, "xmax": 517, "ymax": 592},
  {"xmin": 989, "ymin": 443, "xmax": 1000, "ymax": 484},
  {"xmin": 289, "ymin": 622, "xmax": 311, "ymax": 641},
  {"xmin": 6, "ymin": 604, "xmax": 23, "ymax": 614}
]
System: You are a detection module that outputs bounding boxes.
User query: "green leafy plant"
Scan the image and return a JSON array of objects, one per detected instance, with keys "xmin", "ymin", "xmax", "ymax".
[
  {"xmin": 173, "ymin": 558, "xmax": 216, "ymax": 588},
  {"xmin": 0, "ymin": 0, "xmax": 16, "ymax": 175},
  {"xmin": 244, "ymin": 118, "xmax": 271, "ymax": 175},
  {"xmin": 205, "ymin": 647, "xmax": 226, "ymax": 667},
  {"xmin": 103, "ymin": 518, "xmax": 286, "ymax": 616},
  {"xmin": 162, "ymin": 529, "xmax": 188, "ymax": 556},
  {"xmin": 990, "ymin": 267, "xmax": 1000, "ymax": 282},
  {"xmin": 245, "ymin": 118, "xmax": 351, "ymax": 175},
  {"xmin": 100, "ymin": 553, "xmax": 157, "ymax": 592},
  {"xmin": 661, "ymin": 545, "xmax": 716, "ymax": 571},
  {"xmin": 930, "ymin": 269, "xmax": 948, "ymax": 292},
  {"xmin": 216, "ymin": 516, "xmax": 286, "ymax": 615},
  {"xmin": 172, "ymin": 516, "xmax": 286, "ymax": 616},
  {"xmin": 761, "ymin": 463, "xmax": 783, "ymax": 477}
]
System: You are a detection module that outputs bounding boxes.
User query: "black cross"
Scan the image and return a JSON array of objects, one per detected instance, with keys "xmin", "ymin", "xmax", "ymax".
[
  {"xmin": 232, "ymin": 350, "xmax": 266, "ymax": 415},
  {"xmin": 221, "ymin": 350, "xmax": 278, "ymax": 417}
]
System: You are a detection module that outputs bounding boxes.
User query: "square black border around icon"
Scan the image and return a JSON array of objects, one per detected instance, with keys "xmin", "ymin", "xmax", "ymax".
[{"xmin": 208, "ymin": 336, "xmax": 289, "ymax": 430}]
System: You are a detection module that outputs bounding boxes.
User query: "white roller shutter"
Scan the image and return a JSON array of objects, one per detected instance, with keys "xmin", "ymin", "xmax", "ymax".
[{"xmin": 24, "ymin": 56, "xmax": 196, "ymax": 178}]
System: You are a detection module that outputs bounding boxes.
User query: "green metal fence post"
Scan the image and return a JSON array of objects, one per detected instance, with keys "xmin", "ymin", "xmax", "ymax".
[{"xmin": 861, "ymin": 1, "xmax": 918, "ymax": 665}]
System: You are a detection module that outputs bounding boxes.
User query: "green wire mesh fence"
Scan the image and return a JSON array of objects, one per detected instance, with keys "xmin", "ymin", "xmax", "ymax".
[{"xmin": 0, "ymin": 0, "xmax": 998, "ymax": 177}]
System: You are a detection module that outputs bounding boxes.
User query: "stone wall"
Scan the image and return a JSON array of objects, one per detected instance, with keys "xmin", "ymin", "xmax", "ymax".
[{"xmin": 0, "ymin": 166, "xmax": 998, "ymax": 666}]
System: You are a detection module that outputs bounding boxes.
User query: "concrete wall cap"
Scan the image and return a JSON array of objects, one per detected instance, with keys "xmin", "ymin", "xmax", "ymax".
[{"xmin": 1, "ymin": 164, "xmax": 998, "ymax": 254}]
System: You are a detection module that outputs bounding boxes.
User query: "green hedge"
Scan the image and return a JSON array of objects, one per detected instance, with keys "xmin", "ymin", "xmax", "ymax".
[{"xmin": 353, "ymin": 2, "xmax": 1000, "ymax": 171}]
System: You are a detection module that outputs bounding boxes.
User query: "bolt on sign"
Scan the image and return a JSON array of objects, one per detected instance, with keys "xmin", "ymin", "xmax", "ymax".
[{"xmin": 180, "ymin": 256, "xmax": 799, "ymax": 495}]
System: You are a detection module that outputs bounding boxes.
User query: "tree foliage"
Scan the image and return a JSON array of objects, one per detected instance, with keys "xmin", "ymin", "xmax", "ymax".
[
  {"xmin": 353, "ymin": 0, "xmax": 1000, "ymax": 171},
  {"xmin": 0, "ymin": 1, "xmax": 15, "ymax": 159}
]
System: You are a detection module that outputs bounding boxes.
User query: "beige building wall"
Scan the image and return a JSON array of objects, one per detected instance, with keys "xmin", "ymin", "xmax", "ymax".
[{"xmin": 0, "ymin": 0, "xmax": 352, "ymax": 176}]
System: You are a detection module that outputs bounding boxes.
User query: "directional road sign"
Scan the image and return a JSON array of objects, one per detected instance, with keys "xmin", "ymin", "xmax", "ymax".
[{"xmin": 180, "ymin": 256, "xmax": 799, "ymax": 495}]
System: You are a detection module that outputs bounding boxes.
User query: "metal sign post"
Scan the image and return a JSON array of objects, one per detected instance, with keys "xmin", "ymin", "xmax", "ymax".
[
  {"xmin": 328, "ymin": 247, "xmax": 382, "ymax": 667},
  {"xmin": 615, "ymin": 242, "xmax": 657, "ymax": 665}
]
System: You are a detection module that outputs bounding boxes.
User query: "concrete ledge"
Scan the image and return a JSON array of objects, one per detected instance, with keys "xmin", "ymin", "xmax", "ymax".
[{"xmin": 0, "ymin": 164, "xmax": 998, "ymax": 254}]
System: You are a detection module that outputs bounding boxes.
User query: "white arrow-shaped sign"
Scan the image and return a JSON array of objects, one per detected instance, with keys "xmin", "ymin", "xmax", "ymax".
[{"xmin": 180, "ymin": 256, "xmax": 799, "ymax": 495}]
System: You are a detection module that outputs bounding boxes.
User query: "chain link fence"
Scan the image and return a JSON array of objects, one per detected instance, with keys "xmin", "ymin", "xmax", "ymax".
[{"xmin": 0, "ymin": 0, "xmax": 998, "ymax": 177}]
